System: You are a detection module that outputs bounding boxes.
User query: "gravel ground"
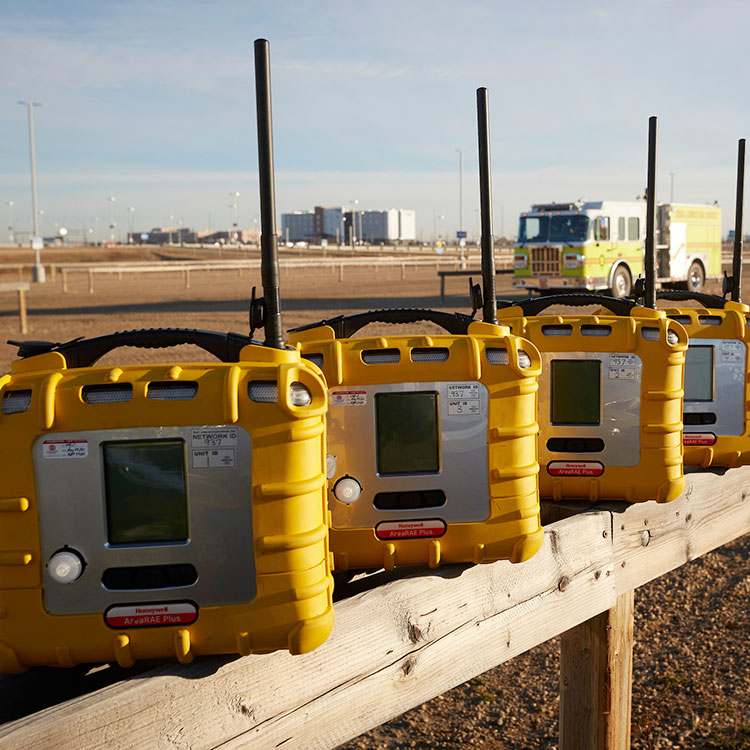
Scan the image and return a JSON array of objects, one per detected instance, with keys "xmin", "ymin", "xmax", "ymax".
[{"xmin": 340, "ymin": 532, "xmax": 750, "ymax": 750}]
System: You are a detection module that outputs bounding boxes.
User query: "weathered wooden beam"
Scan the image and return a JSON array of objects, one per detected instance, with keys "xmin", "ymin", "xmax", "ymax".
[{"xmin": 0, "ymin": 512, "xmax": 613, "ymax": 750}]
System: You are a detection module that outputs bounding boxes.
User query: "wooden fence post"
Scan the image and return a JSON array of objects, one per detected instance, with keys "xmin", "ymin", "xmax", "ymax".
[
  {"xmin": 87, "ymin": 270, "xmax": 94, "ymax": 294},
  {"xmin": 17, "ymin": 289, "xmax": 27, "ymax": 334},
  {"xmin": 559, "ymin": 589, "xmax": 634, "ymax": 750}
]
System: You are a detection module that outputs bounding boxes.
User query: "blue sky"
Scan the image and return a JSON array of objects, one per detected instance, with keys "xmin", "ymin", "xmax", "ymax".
[{"xmin": 1, "ymin": 0, "xmax": 748, "ymax": 241}]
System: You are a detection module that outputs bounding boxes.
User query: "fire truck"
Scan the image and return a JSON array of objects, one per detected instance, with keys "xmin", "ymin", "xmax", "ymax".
[{"xmin": 512, "ymin": 200, "xmax": 722, "ymax": 298}]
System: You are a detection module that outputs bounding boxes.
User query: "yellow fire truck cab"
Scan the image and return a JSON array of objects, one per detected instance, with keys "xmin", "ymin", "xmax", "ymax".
[{"xmin": 513, "ymin": 200, "xmax": 722, "ymax": 298}]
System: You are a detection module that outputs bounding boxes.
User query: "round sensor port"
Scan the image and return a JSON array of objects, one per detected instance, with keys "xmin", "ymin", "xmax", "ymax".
[
  {"xmin": 333, "ymin": 476, "xmax": 362, "ymax": 505},
  {"xmin": 47, "ymin": 549, "xmax": 85, "ymax": 584}
]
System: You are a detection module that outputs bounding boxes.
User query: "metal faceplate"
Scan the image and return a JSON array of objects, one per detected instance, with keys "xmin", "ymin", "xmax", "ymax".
[
  {"xmin": 327, "ymin": 381, "xmax": 490, "ymax": 529},
  {"xmin": 538, "ymin": 351, "xmax": 642, "ymax": 466},
  {"xmin": 33, "ymin": 425, "xmax": 254, "ymax": 615},
  {"xmin": 683, "ymin": 338, "xmax": 746, "ymax": 436}
]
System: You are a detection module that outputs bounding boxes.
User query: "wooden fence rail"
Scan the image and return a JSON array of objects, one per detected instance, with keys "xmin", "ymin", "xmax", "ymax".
[{"xmin": 0, "ymin": 467, "xmax": 747, "ymax": 749}]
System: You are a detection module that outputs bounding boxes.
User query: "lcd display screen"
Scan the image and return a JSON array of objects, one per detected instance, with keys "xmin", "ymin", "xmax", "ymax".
[
  {"xmin": 375, "ymin": 392, "xmax": 440, "ymax": 475},
  {"xmin": 551, "ymin": 360, "xmax": 601, "ymax": 425},
  {"xmin": 103, "ymin": 440, "xmax": 188, "ymax": 545},
  {"xmin": 684, "ymin": 345, "xmax": 714, "ymax": 402}
]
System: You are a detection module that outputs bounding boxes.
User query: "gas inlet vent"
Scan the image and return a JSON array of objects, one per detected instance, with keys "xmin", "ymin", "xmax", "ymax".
[
  {"xmin": 641, "ymin": 327, "xmax": 679, "ymax": 344},
  {"xmin": 147, "ymin": 382, "xmax": 198, "ymax": 400},
  {"xmin": 542, "ymin": 325, "xmax": 572, "ymax": 336},
  {"xmin": 303, "ymin": 353, "xmax": 324, "ymax": 368},
  {"xmin": 1, "ymin": 389, "xmax": 32, "ymax": 414},
  {"xmin": 82, "ymin": 384, "xmax": 133, "ymax": 404},
  {"xmin": 669, "ymin": 315, "xmax": 692, "ymax": 325},
  {"xmin": 486, "ymin": 349, "xmax": 532, "ymax": 368},
  {"xmin": 411, "ymin": 348, "xmax": 449, "ymax": 362},
  {"xmin": 581, "ymin": 325, "xmax": 612, "ymax": 337},
  {"xmin": 361, "ymin": 349, "xmax": 400, "ymax": 364},
  {"xmin": 248, "ymin": 381, "xmax": 278, "ymax": 403}
]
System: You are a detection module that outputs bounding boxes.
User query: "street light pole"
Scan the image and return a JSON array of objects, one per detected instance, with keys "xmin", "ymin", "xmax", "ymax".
[
  {"xmin": 128, "ymin": 206, "xmax": 135, "ymax": 243},
  {"xmin": 230, "ymin": 191, "xmax": 240, "ymax": 242},
  {"xmin": 456, "ymin": 148, "xmax": 464, "ymax": 235},
  {"xmin": 349, "ymin": 199, "xmax": 359, "ymax": 247},
  {"xmin": 107, "ymin": 196, "xmax": 116, "ymax": 244},
  {"xmin": 7, "ymin": 201, "xmax": 15, "ymax": 245},
  {"xmin": 18, "ymin": 100, "xmax": 44, "ymax": 281}
]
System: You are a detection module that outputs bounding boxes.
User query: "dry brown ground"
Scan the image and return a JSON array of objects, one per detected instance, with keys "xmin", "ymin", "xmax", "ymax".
[
  {"xmin": 0, "ymin": 244, "xmax": 489, "ymax": 372},
  {"xmin": 0, "ymin": 245, "xmax": 746, "ymax": 748}
]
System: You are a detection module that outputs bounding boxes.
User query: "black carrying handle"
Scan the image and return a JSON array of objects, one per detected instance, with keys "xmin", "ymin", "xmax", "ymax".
[
  {"xmin": 289, "ymin": 308, "xmax": 476, "ymax": 338},
  {"xmin": 8, "ymin": 328, "xmax": 258, "ymax": 369},
  {"xmin": 656, "ymin": 290, "xmax": 728, "ymax": 309},
  {"xmin": 497, "ymin": 293, "xmax": 637, "ymax": 317}
]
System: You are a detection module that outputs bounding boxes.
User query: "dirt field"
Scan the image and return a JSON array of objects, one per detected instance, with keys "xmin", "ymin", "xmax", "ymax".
[
  {"xmin": 0, "ymin": 244, "xmax": 493, "ymax": 373},
  {"xmin": 0, "ymin": 245, "xmax": 746, "ymax": 748}
]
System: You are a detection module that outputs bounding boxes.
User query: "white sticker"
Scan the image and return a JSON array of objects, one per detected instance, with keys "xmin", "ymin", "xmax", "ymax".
[
  {"xmin": 609, "ymin": 353, "xmax": 637, "ymax": 367},
  {"xmin": 191, "ymin": 429, "xmax": 238, "ymax": 448},
  {"xmin": 608, "ymin": 353, "xmax": 639, "ymax": 380},
  {"xmin": 447, "ymin": 399, "xmax": 481, "ymax": 416},
  {"xmin": 192, "ymin": 448, "xmax": 235, "ymax": 468},
  {"xmin": 43, "ymin": 440, "xmax": 88, "ymax": 459},
  {"xmin": 447, "ymin": 383, "xmax": 480, "ymax": 400},
  {"xmin": 609, "ymin": 367, "xmax": 636, "ymax": 380},
  {"xmin": 720, "ymin": 340, "xmax": 745, "ymax": 364},
  {"xmin": 326, "ymin": 454, "xmax": 337, "ymax": 479},
  {"xmin": 331, "ymin": 391, "xmax": 367, "ymax": 406}
]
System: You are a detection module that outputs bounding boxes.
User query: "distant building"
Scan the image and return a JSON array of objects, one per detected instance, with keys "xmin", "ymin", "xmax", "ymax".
[
  {"xmin": 134, "ymin": 227, "xmax": 198, "ymax": 244},
  {"xmin": 281, "ymin": 211, "xmax": 315, "ymax": 243},
  {"xmin": 283, "ymin": 206, "xmax": 416, "ymax": 244},
  {"xmin": 314, "ymin": 206, "xmax": 343, "ymax": 241},
  {"xmin": 359, "ymin": 209, "xmax": 417, "ymax": 243}
]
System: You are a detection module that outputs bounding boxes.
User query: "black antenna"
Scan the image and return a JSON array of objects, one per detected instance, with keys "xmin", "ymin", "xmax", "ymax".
[
  {"xmin": 644, "ymin": 116, "xmax": 658, "ymax": 309},
  {"xmin": 476, "ymin": 87, "xmax": 497, "ymax": 324},
  {"xmin": 254, "ymin": 38, "xmax": 284, "ymax": 348},
  {"xmin": 732, "ymin": 138, "xmax": 746, "ymax": 303}
]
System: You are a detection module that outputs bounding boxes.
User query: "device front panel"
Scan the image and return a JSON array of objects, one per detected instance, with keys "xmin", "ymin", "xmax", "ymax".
[
  {"xmin": 326, "ymin": 381, "xmax": 490, "ymax": 530},
  {"xmin": 33, "ymin": 424, "xmax": 254, "ymax": 616},
  {"xmin": 683, "ymin": 337, "xmax": 746, "ymax": 441},
  {"xmin": 537, "ymin": 350, "xmax": 642, "ymax": 473}
]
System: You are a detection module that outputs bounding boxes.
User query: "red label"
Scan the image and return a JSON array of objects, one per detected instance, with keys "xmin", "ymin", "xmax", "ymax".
[
  {"xmin": 683, "ymin": 433, "xmax": 717, "ymax": 446},
  {"xmin": 375, "ymin": 519, "xmax": 446, "ymax": 540},
  {"xmin": 547, "ymin": 461, "xmax": 604, "ymax": 477},
  {"xmin": 105, "ymin": 602, "xmax": 198, "ymax": 629}
]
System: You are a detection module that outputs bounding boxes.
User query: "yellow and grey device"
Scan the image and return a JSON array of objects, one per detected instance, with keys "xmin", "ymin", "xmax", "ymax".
[
  {"xmin": 659, "ymin": 291, "xmax": 750, "ymax": 467},
  {"xmin": 0, "ymin": 329, "xmax": 334, "ymax": 673},
  {"xmin": 497, "ymin": 294, "xmax": 688, "ymax": 503},
  {"xmin": 288, "ymin": 307, "xmax": 544, "ymax": 572}
]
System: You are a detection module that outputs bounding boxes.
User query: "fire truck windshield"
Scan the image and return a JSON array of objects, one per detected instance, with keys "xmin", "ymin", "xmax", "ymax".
[
  {"xmin": 549, "ymin": 214, "xmax": 589, "ymax": 243},
  {"xmin": 518, "ymin": 215, "xmax": 549, "ymax": 243},
  {"xmin": 519, "ymin": 214, "xmax": 590, "ymax": 244}
]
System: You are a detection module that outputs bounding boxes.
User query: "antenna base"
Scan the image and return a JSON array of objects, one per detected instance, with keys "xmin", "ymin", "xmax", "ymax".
[
  {"xmin": 249, "ymin": 286, "xmax": 267, "ymax": 338},
  {"xmin": 469, "ymin": 278, "xmax": 483, "ymax": 319},
  {"xmin": 632, "ymin": 276, "xmax": 646, "ymax": 306},
  {"xmin": 722, "ymin": 271, "xmax": 735, "ymax": 300}
]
